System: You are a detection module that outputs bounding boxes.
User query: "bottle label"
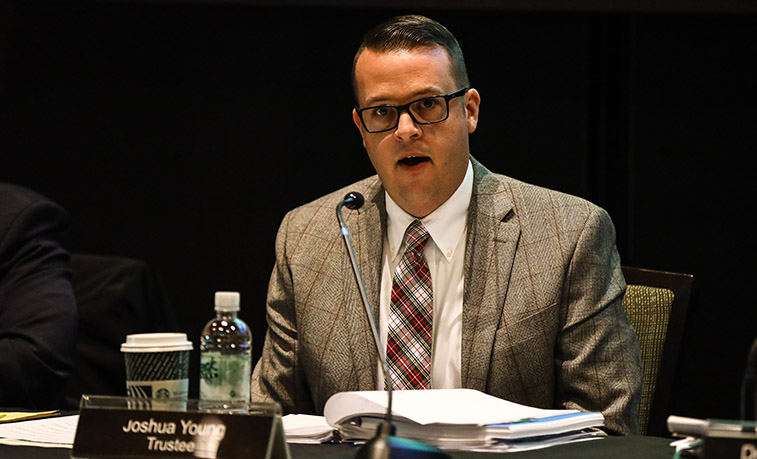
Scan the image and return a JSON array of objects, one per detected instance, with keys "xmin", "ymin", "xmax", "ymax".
[{"xmin": 199, "ymin": 352, "xmax": 251, "ymax": 402}]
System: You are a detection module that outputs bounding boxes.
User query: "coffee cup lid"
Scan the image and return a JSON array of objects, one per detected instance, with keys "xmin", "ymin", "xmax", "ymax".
[{"xmin": 120, "ymin": 333, "xmax": 193, "ymax": 353}]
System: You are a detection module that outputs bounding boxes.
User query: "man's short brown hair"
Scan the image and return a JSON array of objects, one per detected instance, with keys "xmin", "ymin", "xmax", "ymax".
[{"xmin": 352, "ymin": 15, "xmax": 470, "ymax": 104}]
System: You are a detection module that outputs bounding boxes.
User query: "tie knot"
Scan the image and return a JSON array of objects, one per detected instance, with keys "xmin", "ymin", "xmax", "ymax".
[{"xmin": 404, "ymin": 220, "xmax": 430, "ymax": 254}]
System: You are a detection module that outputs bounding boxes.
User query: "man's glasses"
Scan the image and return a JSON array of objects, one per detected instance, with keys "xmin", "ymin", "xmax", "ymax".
[{"xmin": 355, "ymin": 88, "xmax": 469, "ymax": 133}]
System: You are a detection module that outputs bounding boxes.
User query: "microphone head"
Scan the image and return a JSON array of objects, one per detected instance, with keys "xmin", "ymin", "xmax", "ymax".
[{"xmin": 343, "ymin": 192, "xmax": 365, "ymax": 210}]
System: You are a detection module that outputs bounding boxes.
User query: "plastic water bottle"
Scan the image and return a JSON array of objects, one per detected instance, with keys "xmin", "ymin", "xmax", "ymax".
[{"xmin": 199, "ymin": 291, "xmax": 252, "ymax": 405}]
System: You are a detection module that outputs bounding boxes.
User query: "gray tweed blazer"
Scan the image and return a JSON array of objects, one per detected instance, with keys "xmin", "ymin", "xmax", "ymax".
[{"xmin": 251, "ymin": 158, "xmax": 642, "ymax": 435}]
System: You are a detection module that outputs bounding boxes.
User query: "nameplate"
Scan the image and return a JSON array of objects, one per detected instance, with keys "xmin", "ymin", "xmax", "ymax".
[
  {"xmin": 72, "ymin": 396, "xmax": 290, "ymax": 459},
  {"xmin": 702, "ymin": 419, "xmax": 757, "ymax": 459}
]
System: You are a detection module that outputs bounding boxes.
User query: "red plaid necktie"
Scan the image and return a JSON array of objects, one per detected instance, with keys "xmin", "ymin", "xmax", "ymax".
[{"xmin": 386, "ymin": 219, "xmax": 432, "ymax": 390}]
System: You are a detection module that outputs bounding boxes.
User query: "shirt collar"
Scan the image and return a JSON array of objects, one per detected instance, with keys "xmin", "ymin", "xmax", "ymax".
[{"xmin": 386, "ymin": 159, "xmax": 473, "ymax": 261}]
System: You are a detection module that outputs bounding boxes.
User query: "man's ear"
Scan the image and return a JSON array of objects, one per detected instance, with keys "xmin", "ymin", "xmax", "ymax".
[
  {"xmin": 352, "ymin": 108, "xmax": 367, "ymax": 148},
  {"xmin": 464, "ymin": 88, "xmax": 481, "ymax": 134}
]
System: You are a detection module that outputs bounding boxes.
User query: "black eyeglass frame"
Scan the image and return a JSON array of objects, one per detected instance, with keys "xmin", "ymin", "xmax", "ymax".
[{"xmin": 355, "ymin": 87, "xmax": 470, "ymax": 133}]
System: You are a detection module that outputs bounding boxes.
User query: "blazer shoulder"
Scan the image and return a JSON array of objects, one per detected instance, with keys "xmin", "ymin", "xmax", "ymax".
[
  {"xmin": 485, "ymin": 172, "xmax": 608, "ymax": 223},
  {"xmin": 284, "ymin": 175, "xmax": 382, "ymax": 225},
  {"xmin": 0, "ymin": 183, "xmax": 49, "ymax": 215},
  {"xmin": 274, "ymin": 175, "xmax": 382, "ymax": 247},
  {"xmin": 0, "ymin": 183, "xmax": 68, "ymax": 242}
]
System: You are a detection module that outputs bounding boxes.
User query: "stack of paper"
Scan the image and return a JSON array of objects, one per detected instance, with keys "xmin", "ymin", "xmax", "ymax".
[
  {"xmin": 319, "ymin": 389, "xmax": 605, "ymax": 452},
  {"xmin": 0, "ymin": 414, "xmax": 78, "ymax": 448},
  {"xmin": 281, "ymin": 414, "xmax": 335, "ymax": 444}
]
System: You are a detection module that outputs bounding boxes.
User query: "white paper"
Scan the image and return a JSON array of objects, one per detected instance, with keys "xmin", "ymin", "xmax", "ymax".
[
  {"xmin": 325, "ymin": 389, "xmax": 579, "ymax": 426},
  {"xmin": 0, "ymin": 414, "xmax": 79, "ymax": 445},
  {"xmin": 322, "ymin": 388, "xmax": 606, "ymax": 451},
  {"xmin": 282, "ymin": 414, "xmax": 333, "ymax": 436},
  {"xmin": 282, "ymin": 414, "xmax": 334, "ymax": 444}
]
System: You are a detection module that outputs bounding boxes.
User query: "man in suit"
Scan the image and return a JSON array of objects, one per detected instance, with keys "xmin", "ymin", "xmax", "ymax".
[
  {"xmin": 251, "ymin": 15, "xmax": 642, "ymax": 435},
  {"xmin": 0, "ymin": 183, "xmax": 78, "ymax": 408}
]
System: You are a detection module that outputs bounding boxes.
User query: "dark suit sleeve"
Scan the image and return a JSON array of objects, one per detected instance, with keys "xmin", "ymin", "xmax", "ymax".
[{"xmin": 0, "ymin": 192, "xmax": 78, "ymax": 409}]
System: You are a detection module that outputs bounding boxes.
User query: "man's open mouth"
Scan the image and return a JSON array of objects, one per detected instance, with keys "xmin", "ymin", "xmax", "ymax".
[{"xmin": 399, "ymin": 156, "xmax": 430, "ymax": 166}]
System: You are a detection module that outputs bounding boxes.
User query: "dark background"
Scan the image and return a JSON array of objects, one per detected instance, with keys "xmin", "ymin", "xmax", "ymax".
[{"xmin": 1, "ymin": 0, "xmax": 755, "ymax": 423}]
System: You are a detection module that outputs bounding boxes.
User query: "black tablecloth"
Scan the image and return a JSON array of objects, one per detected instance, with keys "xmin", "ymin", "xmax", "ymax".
[{"xmin": 0, "ymin": 435, "xmax": 674, "ymax": 458}]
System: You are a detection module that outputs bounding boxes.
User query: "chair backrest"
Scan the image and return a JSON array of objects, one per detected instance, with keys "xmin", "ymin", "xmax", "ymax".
[
  {"xmin": 64, "ymin": 253, "xmax": 178, "ymax": 409},
  {"xmin": 621, "ymin": 266, "xmax": 694, "ymax": 436}
]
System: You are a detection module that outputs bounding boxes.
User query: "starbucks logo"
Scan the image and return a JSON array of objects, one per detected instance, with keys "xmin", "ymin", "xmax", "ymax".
[{"xmin": 156, "ymin": 388, "xmax": 171, "ymax": 400}]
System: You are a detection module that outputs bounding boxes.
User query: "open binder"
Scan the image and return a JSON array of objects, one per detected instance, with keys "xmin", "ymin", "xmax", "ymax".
[{"xmin": 317, "ymin": 389, "xmax": 605, "ymax": 451}]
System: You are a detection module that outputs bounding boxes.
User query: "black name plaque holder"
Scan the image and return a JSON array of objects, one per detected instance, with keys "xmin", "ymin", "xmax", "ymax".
[{"xmin": 72, "ymin": 395, "xmax": 290, "ymax": 459}]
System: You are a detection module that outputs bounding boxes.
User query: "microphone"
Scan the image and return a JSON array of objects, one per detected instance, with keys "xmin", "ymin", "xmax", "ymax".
[
  {"xmin": 343, "ymin": 191, "xmax": 365, "ymax": 210},
  {"xmin": 336, "ymin": 192, "xmax": 450, "ymax": 459}
]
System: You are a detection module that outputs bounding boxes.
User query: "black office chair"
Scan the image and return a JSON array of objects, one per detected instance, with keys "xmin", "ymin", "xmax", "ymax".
[
  {"xmin": 64, "ymin": 253, "xmax": 179, "ymax": 409},
  {"xmin": 621, "ymin": 266, "xmax": 694, "ymax": 436}
]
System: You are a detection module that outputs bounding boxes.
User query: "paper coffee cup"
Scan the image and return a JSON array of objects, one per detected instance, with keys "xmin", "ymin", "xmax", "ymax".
[{"xmin": 121, "ymin": 333, "xmax": 193, "ymax": 400}]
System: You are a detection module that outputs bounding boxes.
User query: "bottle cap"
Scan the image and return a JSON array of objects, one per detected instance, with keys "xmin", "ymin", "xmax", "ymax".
[{"xmin": 215, "ymin": 291, "xmax": 240, "ymax": 312}]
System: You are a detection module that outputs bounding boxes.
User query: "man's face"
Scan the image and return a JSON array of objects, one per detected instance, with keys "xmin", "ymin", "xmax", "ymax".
[{"xmin": 352, "ymin": 46, "xmax": 481, "ymax": 218}]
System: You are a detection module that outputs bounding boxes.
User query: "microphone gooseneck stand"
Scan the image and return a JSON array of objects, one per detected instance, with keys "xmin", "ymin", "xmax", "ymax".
[
  {"xmin": 742, "ymin": 336, "xmax": 757, "ymax": 423},
  {"xmin": 336, "ymin": 192, "xmax": 450, "ymax": 459}
]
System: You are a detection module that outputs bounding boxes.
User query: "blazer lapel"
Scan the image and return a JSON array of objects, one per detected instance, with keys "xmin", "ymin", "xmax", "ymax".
[
  {"xmin": 343, "ymin": 179, "xmax": 385, "ymax": 390},
  {"xmin": 461, "ymin": 159, "xmax": 520, "ymax": 391}
]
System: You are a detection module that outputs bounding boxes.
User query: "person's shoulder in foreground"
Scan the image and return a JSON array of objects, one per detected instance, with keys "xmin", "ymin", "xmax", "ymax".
[{"xmin": 0, "ymin": 182, "xmax": 78, "ymax": 409}]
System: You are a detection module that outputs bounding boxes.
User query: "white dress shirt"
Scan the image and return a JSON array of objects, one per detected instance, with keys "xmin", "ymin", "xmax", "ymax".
[{"xmin": 378, "ymin": 160, "xmax": 473, "ymax": 389}]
